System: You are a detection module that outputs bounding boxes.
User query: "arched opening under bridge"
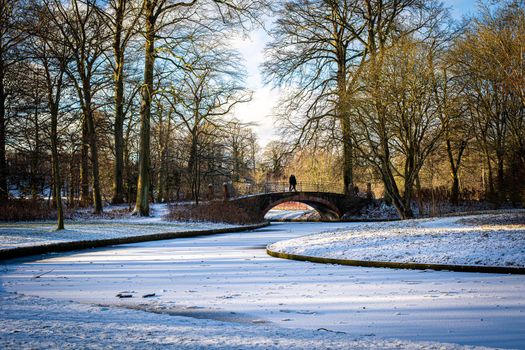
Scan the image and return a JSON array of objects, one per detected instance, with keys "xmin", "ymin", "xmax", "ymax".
[{"xmin": 262, "ymin": 195, "xmax": 341, "ymax": 221}]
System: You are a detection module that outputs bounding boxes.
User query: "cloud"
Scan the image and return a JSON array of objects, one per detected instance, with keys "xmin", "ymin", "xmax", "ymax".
[
  {"xmin": 232, "ymin": 85, "xmax": 280, "ymax": 147},
  {"xmin": 229, "ymin": 29, "xmax": 281, "ymax": 147}
]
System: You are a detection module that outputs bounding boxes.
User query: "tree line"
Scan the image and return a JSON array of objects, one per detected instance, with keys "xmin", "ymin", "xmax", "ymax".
[
  {"xmin": 0, "ymin": 0, "xmax": 269, "ymax": 228},
  {"xmin": 264, "ymin": 0, "xmax": 525, "ymax": 219},
  {"xmin": 1, "ymin": 0, "xmax": 524, "ymax": 226}
]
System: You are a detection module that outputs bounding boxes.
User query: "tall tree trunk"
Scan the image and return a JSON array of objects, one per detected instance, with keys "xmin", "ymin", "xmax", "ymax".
[
  {"xmin": 134, "ymin": 10, "xmax": 155, "ymax": 216},
  {"xmin": 31, "ymin": 111, "xmax": 40, "ymax": 200},
  {"xmin": 0, "ymin": 67, "xmax": 7, "ymax": 201},
  {"xmin": 155, "ymin": 105, "xmax": 166, "ymax": 203},
  {"xmin": 380, "ymin": 159, "xmax": 415, "ymax": 220},
  {"xmin": 85, "ymin": 108, "xmax": 103, "ymax": 213},
  {"xmin": 485, "ymin": 150, "xmax": 496, "ymax": 203},
  {"xmin": 69, "ymin": 155, "xmax": 75, "ymax": 206},
  {"xmin": 195, "ymin": 161, "xmax": 201, "ymax": 205},
  {"xmin": 80, "ymin": 119, "xmax": 90, "ymax": 204},
  {"xmin": 157, "ymin": 147, "xmax": 166, "ymax": 203},
  {"xmin": 112, "ymin": 1, "xmax": 125, "ymax": 204},
  {"xmin": 450, "ymin": 172, "xmax": 460, "ymax": 205},
  {"xmin": 112, "ymin": 67, "xmax": 125, "ymax": 204},
  {"xmin": 124, "ymin": 138, "xmax": 132, "ymax": 203},
  {"xmin": 188, "ymin": 132, "xmax": 198, "ymax": 202},
  {"xmin": 342, "ymin": 115, "xmax": 353, "ymax": 195},
  {"xmin": 124, "ymin": 112, "xmax": 133, "ymax": 203},
  {"xmin": 50, "ymin": 104, "xmax": 64, "ymax": 230},
  {"xmin": 336, "ymin": 42, "xmax": 353, "ymax": 196},
  {"xmin": 383, "ymin": 176, "xmax": 409, "ymax": 219},
  {"xmin": 415, "ymin": 175, "xmax": 424, "ymax": 216},
  {"xmin": 78, "ymin": 69, "xmax": 103, "ymax": 214},
  {"xmin": 496, "ymin": 152, "xmax": 505, "ymax": 201},
  {"xmin": 157, "ymin": 126, "xmax": 169, "ymax": 203},
  {"xmin": 446, "ymin": 139, "xmax": 466, "ymax": 205},
  {"xmin": 402, "ymin": 178, "xmax": 415, "ymax": 218}
]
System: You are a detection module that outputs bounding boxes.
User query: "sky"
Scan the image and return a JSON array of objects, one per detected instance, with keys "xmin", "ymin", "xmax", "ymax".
[{"xmin": 232, "ymin": 1, "xmax": 479, "ymax": 147}]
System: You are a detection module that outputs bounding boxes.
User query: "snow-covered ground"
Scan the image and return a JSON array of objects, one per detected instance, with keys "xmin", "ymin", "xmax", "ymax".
[
  {"xmin": 269, "ymin": 212, "xmax": 525, "ymax": 267},
  {"xmin": 0, "ymin": 291, "xmax": 485, "ymax": 350},
  {"xmin": 71, "ymin": 202, "xmax": 173, "ymax": 223},
  {"xmin": 2, "ymin": 220, "xmax": 524, "ymax": 348},
  {"xmin": 0, "ymin": 203, "xmax": 235, "ymax": 250}
]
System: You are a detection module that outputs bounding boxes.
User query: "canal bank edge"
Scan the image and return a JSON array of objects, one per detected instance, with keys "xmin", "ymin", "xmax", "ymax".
[
  {"xmin": 266, "ymin": 245, "xmax": 525, "ymax": 275},
  {"xmin": 0, "ymin": 222, "xmax": 269, "ymax": 261}
]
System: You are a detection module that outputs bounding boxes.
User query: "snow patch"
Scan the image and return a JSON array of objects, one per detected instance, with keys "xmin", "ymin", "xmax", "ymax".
[
  {"xmin": 269, "ymin": 212, "xmax": 525, "ymax": 267},
  {"xmin": 0, "ymin": 291, "xmax": 488, "ymax": 350}
]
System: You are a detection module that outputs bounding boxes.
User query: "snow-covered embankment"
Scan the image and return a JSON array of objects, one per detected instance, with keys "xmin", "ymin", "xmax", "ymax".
[{"xmin": 268, "ymin": 212, "xmax": 525, "ymax": 268}]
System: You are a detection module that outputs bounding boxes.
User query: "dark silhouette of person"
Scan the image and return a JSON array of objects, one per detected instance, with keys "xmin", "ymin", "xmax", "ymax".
[{"xmin": 289, "ymin": 174, "xmax": 297, "ymax": 192}]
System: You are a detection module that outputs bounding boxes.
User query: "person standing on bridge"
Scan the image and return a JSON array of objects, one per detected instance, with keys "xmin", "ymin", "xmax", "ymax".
[{"xmin": 289, "ymin": 174, "xmax": 297, "ymax": 192}]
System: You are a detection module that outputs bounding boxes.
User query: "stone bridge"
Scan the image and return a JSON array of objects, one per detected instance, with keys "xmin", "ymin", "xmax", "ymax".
[{"xmin": 229, "ymin": 192, "xmax": 369, "ymax": 221}]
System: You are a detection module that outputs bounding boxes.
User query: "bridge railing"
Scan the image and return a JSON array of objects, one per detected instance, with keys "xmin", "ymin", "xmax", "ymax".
[{"xmin": 232, "ymin": 181, "xmax": 344, "ymax": 196}]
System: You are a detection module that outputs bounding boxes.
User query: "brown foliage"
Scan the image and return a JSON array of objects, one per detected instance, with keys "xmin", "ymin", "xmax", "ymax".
[
  {"xmin": 460, "ymin": 212, "xmax": 525, "ymax": 227},
  {"xmin": 168, "ymin": 201, "xmax": 264, "ymax": 225},
  {"xmin": 0, "ymin": 199, "xmax": 57, "ymax": 221},
  {"xmin": 0, "ymin": 200, "xmax": 135, "ymax": 222}
]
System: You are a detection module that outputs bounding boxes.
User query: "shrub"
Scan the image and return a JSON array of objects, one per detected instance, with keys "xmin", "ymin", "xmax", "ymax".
[
  {"xmin": 72, "ymin": 207, "xmax": 132, "ymax": 220},
  {"xmin": 0, "ymin": 199, "xmax": 58, "ymax": 221},
  {"xmin": 168, "ymin": 201, "xmax": 263, "ymax": 225}
]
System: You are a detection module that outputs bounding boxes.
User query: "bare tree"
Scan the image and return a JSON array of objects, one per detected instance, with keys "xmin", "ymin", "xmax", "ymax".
[
  {"xmin": 5, "ymin": 67, "xmax": 47, "ymax": 200},
  {"xmin": 451, "ymin": 2, "xmax": 525, "ymax": 203},
  {"xmin": 134, "ymin": 0, "xmax": 269, "ymax": 215},
  {"xmin": 161, "ymin": 37, "xmax": 251, "ymax": 203},
  {"xmin": 151, "ymin": 89, "xmax": 175, "ymax": 203},
  {"xmin": 264, "ymin": 0, "xmax": 431, "ymax": 196},
  {"xmin": 223, "ymin": 119, "xmax": 257, "ymax": 182},
  {"xmin": 30, "ymin": 4, "xmax": 72, "ymax": 229},
  {"xmin": 96, "ymin": 0, "xmax": 142, "ymax": 204},
  {"xmin": 433, "ymin": 57, "xmax": 472, "ymax": 205},
  {"xmin": 353, "ymin": 38, "xmax": 443, "ymax": 218},
  {"xmin": 260, "ymin": 140, "xmax": 292, "ymax": 180},
  {"xmin": 44, "ymin": 0, "xmax": 109, "ymax": 213},
  {"xmin": 0, "ymin": 0, "xmax": 27, "ymax": 200}
]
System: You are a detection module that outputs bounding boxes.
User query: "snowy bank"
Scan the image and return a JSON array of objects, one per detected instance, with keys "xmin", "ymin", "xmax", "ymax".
[
  {"xmin": 268, "ymin": 212, "xmax": 525, "ymax": 268},
  {"xmin": 0, "ymin": 203, "xmax": 243, "ymax": 252},
  {"xmin": 0, "ymin": 221, "xmax": 239, "ymax": 251}
]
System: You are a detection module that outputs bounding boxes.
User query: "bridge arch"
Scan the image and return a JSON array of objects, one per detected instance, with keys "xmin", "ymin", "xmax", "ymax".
[
  {"xmin": 229, "ymin": 191, "xmax": 368, "ymax": 222},
  {"xmin": 262, "ymin": 194, "xmax": 342, "ymax": 220}
]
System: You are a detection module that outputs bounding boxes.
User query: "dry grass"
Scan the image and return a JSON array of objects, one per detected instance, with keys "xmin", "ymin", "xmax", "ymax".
[
  {"xmin": 459, "ymin": 212, "xmax": 525, "ymax": 227},
  {"xmin": 0, "ymin": 199, "xmax": 58, "ymax": 221},
  {"xmin": 168, "ymin": 201, "xmax": 264, "ymax": 225},
  {"xmin": 0, "ymin": 200, "xmax": 135, "ymax": 222},
  {"xmin": 72, "ymin": 207, "xmax": 132, "ymax": 220}
]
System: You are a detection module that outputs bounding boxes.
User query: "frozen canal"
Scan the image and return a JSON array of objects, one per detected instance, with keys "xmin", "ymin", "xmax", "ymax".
[{"xmin": 2, "ymin": 221, "xmax": 524, "ymax": 348}]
